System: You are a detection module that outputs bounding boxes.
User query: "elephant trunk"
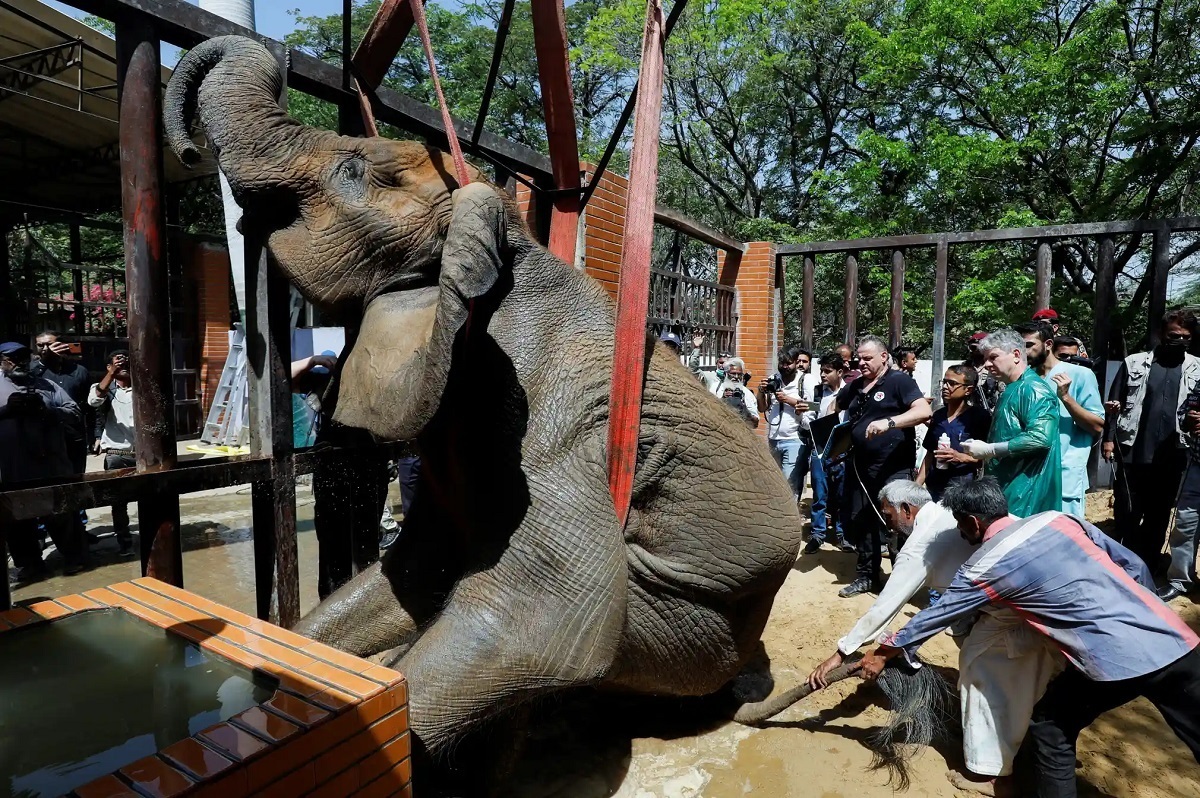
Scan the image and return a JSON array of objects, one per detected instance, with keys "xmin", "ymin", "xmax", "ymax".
[{"xmin": 164, "ymin": 35, "xmax": 312, "ymax": 199}]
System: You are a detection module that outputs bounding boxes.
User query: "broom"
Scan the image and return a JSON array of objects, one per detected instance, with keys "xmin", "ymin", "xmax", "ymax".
[{"xmin": 734, "ymin": 654, "xmax": 959, "ymax": 790}]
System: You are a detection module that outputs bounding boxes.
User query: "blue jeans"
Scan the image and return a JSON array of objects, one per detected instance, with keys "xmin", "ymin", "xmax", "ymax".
[
  {"xmin": 809, "ymin": 452, "xmax": 845, "ymax": 543},
  {"xmin": 769, "ymin": 437, "xmax": 810, "ymax": 502}
]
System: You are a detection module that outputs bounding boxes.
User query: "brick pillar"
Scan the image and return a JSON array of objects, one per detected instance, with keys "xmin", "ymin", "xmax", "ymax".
[
  {"xmin": 579, "ymin": 163, "xmax": 627, "ymax": 298},
  {"xmin": 721, "ymin": 242, "xmax": 781, "ymax": 436},
  {"xmin": 187, "ymin": 240, "xmax": 233, "ymax": 418}
]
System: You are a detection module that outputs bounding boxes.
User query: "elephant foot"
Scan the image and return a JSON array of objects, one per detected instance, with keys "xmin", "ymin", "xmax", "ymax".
[{"xmin": 410, "ymin": 706, "xmax": 531, "ymax": 798}]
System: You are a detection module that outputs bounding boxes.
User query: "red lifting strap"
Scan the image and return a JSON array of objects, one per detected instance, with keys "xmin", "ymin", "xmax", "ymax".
[
  {"xmin": 408, "ymin": 0, "xmax": 471, "ymax": 188},
  {"xmin": 606, "ymin": 0, "xmax": 667, "ymax": 529}
]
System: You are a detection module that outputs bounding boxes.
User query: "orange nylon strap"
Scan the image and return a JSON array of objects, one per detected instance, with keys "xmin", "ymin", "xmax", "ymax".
[
  {"xmin": 606, "ymin": 0, "xmax": 666, "ymax": 528},
  {"xmin": 408, "ymin": 0, "xmax": 471, "ymax": 187}
]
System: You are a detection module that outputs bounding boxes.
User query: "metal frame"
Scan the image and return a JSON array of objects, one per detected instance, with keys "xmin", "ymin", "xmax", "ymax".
[{"xmin": 781, "ymin": 216, "xmax": 1200, "ymax": 400}]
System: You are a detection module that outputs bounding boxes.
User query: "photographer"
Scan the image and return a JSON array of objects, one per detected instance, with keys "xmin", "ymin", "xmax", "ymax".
[
  {"xmin": 89, "ymin": 350, "xmax": 137, "ymax": 558},
  {"xmin": 0, "ymin": 341, "xmax": 86, "ymax": 584},
  {"xmin": 715, "ymin": 357, "xmax": 759, "ymax": 428},
  {"xmin": 758, "ymin": 345, "xmax": 812, "ymax": 506}
]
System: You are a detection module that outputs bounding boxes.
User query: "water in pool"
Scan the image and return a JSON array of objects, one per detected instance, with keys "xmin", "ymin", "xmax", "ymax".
[{"xmin": 0, "ymin": 608, "xmax": 276, "ymax": 797}]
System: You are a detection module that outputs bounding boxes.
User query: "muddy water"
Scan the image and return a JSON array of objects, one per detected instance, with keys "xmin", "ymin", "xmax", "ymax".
[{"xmin": 0, "ymin": 609, "xmax": 275, "ymax": 797}]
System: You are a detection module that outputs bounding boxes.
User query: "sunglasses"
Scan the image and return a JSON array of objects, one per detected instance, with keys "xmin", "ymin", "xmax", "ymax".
[
  {"xmin": 941, "ymin": 379, "xmax": 966, "ymax": 388},
  {"xmin": 1166, "ymin": 332, "xmax": 1192, "ymax": 342}
]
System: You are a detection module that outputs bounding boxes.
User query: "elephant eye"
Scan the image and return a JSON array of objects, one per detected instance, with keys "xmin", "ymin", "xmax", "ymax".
[{"xmin": 336, "ymin": 157, "xmax": 368, "ymax": 198}]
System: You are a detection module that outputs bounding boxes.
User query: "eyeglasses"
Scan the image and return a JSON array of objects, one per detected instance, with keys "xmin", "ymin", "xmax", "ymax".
[
  {"xmin": 941, "ymin": 379, "xmax": 966, "ymax": 388},
  {"xmin": 1166, "ymin": 332, "xmax": 1193, "ymax": 342}
]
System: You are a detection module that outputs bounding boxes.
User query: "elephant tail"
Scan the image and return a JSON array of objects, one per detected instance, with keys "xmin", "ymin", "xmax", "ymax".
[{"xmin": 732, "ymin": 653, "xmax": 863, "ymax": 725}]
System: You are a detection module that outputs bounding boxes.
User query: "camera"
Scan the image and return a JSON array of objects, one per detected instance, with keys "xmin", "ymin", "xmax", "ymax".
[
  {"xmin": 764, "ymin": 374, "xmax": 783, "ymax": 394},
  {"xmin": 1061, "ymin": 354, "xmax": 1095, "ymax": 369},
  {"xmin": 722, "ymin": 387, "xmax": 746, "ymax": 411}
]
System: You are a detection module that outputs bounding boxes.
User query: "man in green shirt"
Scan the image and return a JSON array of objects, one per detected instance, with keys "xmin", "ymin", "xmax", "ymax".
[{"xmin": 961, "ymin": 328, "xmax": 1062, "ymax": 516}]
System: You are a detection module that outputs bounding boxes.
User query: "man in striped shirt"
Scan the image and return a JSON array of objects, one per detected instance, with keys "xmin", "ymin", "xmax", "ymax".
[{"xmin": 859, "ymin": 477, "xmax": 1200, "ymax": 797}]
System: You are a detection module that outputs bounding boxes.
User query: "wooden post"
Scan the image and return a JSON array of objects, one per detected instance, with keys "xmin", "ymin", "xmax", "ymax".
[
  {"xmin": 931, "ymin": 237, "xmax": 948, "ymax": 401},
  {"xmin": 1092, "ymin": 237, "xmax": 1115, "ymax": 382},
  {"xmin": 531, "ymin": 0, "xmax": 583, "ymax": 264},
  {"xmin": 1035, "ymin": 241, "xmax": 1052, "ymax": 312},
  {"xmin": 801, "ymin": 254, "xmax": 814, "ymax": 350},
  {"xmin": 247, "ymin": 42, "xmax": 300, "ymax": 628},
  {"xmin": 889, "ymin": 249, "xmax": 905, "ymax": 349},
  {"xmin": 843, "ymin": 254, "xmax": 858, "ymax": 345},
  {"xmin": 117, "ymin": 16, "xmax": 182, "ymax": 586},
  {"xmin": 1150, "ymin": 223, "xmax": 1171, "ymax": 347}
]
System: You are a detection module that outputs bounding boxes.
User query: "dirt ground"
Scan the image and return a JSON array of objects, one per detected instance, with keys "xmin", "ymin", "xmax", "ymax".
[
  {"xmin": 508, "ymin": 490, "xmax": 1200, "ymax": 798},
  {"xmin": 13, "ymin": 487, "xmax": 1200, "ymax": 797}
]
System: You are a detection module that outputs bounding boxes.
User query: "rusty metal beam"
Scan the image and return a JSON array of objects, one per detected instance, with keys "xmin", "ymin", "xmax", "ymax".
[
  {"xmin": 801, "ymin": 255, "xmax": 814, "ymax": 350},
  {"xmin": 1150, "ymin": 223, "xmax": 1171, "ymax": 347},
  {"xmin": 777, "ymin": 216, "xmax": 1200, "ymax": 255},
  {"xmin": 843, "ymin": 254, "xmax": 857, "ymax": 345},
  {"xmin": 889, "ymin": 249, "xmax": 904, "ymax": 349},
  {"xmin": 1035, "ymin": 241, "xmax": 1051, "ymax": 312},
  {"xmin": 931, "ymin": 237, "xmax": 948, "ymax": 402},
  {"xmin": 351, "ymin": 0, "xmax": 419, "ymax": 89},
  {"xmin": 653, "ymin": 205, "xmax": 744, "ymax": 252},
  {"xmin": 531, "ymin": 0, "xmax": 582, "ymax": 264},
  {"xmin": 116, "ymin": 15, "xmax": 182, "ymax": 587},
  {"xmin": 472, "ymin": 0, "xmax": 516, "ymax": 145}
]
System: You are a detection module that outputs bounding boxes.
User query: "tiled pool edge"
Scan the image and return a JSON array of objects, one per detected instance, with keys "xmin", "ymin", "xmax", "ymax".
[{"xmin": 3, "ymin": 578, "xmax": 411, "ymax": 798}]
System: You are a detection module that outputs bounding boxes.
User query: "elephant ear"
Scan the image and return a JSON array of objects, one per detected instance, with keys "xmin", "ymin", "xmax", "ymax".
[{"xmin": 332, "ymin": 183, "xmax": 509, "ymax": 440}]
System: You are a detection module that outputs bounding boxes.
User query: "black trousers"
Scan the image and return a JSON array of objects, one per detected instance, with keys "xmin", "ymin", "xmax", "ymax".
[
  {"xmin": 103, "ymin": 452, "xmax": 136, "ymax": 544},
  {"xmin": 313, "ymin": 431, "xmax": 389, "ymax": 600},
  {"xmin": 8, "ymin": 515, "xmax": 80, "ymax": 570},
  {"xmin": 846, "ymin": 463, "xmax": 910, "ymax": 583},
  {"xmin": 1114, "ymin": 452, "xmax": 1186, "ymax": 573},
  {"xmin": 1027, "ymin": 645, "xmax": 1200, "ymax": 797}
]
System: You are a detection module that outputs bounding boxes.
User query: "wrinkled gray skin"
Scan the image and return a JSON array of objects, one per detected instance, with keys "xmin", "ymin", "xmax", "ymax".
[{"xmin": 164, "ymin": 35, "xmax": 801, "ymax": 789}]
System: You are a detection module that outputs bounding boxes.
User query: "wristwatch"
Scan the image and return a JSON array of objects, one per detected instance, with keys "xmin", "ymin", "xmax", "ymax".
[{"xmin": 887, "ymin": 417, "xmax": 897, "ymax": 430}]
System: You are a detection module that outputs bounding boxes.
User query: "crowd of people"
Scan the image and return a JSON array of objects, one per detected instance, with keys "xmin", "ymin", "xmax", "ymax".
[{"xmin": 669, "ymin": 306, "xmax": 1200, "ymax": 796}]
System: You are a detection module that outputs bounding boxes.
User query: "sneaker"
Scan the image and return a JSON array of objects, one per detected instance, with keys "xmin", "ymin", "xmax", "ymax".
[
  {"xmin": 63, "ymin": 562, "xmax": 86, "ymax": 576},
  {"xmin": 380, "ymin": 526, "xmax": 402, "ymax": 551},
  {"xmin": 1158, "ymin": 584, "xmax": 1186, "ymax": 602},
  {"xmin": 836, "ymin": 539, "xmax": 856, "ymax": 553},
  {"xmin": 9, "ymin": 564, "xmax": 47, "ymax": 587},
  {"xmin": 838, "ymin": 577, "xmax": 875, "ymax": 598},
  {"xmin": 117, "ymin": 542, "xmax": 136, "ymax": 560},
  {"xmin": 803, "ymin": 539, "xmax": 823, "ymax": 555}
]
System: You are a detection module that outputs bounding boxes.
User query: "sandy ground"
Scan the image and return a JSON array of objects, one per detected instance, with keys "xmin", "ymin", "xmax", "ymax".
[{"xmin": 12, "ymin": 488, "xmax": 1200, "ymax": 797}]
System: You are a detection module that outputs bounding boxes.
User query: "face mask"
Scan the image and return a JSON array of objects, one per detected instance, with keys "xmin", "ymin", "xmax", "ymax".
[
  {"xmin": 715, "ymin": 368, "xmax": 725, "ymax": 381},
  {"xmin": 1165, "ymin": 338, "xmax": 1189, "ymax": 349}
]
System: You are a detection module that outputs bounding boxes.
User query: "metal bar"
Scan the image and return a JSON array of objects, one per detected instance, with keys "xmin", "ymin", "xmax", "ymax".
[
  {"xmin": 801, "ymin": 254, "xmax": 814, "ymax": 350},
  {"xmin": 579, "ymin": 0, "xmax": 687, "ymax": 209},
  {"xmin": 889, "ymin": 249, "xmax": 904, "ymax": 349},
  {"xmin": 0, "ymin": 39, "xmax": 79, "ymax": 66},
  {"xmin": 931, "ymin": 237, "xmax": 948, "ymax": 401},
  {"xmin": 472, "ymin": 0, "xmax": 515, "ymax": 145},
  {"xmin": 246, "ymin": 41, "xmax": 300, "ymax": 627},
  {"xmin": 531, "ymin": 0, "xmax": 583, "ymax": 264},
  {"xmin": 653, "ymin": 205, "xmax": 745, "ymax": 252},
  {"xmin": 116, "ymin": 15, "xmax": 182, "ymax": 586},
  {"xmin": 1093, "ymin": 237, "xmax": 1115, "ymax": 382},
  {"xmin": 843, "ymin": 254, "xmax": 857, "ymax": 345},
  {"xmin": 1035, "ymin": 241, "xmax": 1052, "ymax": 312},
  {"xmin": 0, "ymin": 0, "xmax": 119, "ymax": 64},
  {"xmin": 352, "ymin": 0, "xmax": 418, "ymax": 89},
  {"xmin": 1150, "ymin": 223, "xmax": 1171, "ymax": 347},
  {"xmin": 776, "ymin": 216, "xmax": 1200, "ymax": 255},
  {"xmin": 70, "ymin": 221, "xmax": 84, "ymax": 335}
]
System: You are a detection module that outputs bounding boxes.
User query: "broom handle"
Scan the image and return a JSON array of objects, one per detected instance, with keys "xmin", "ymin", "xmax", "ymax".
[{"xmin": 733, "ymin": 653, "xmax": 864, "ymax": 726}]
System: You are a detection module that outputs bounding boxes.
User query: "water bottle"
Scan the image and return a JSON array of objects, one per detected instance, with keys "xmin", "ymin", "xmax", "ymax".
[{"xmin": 935, "ymin": 433, "xmax": 951, "ymax": 469}]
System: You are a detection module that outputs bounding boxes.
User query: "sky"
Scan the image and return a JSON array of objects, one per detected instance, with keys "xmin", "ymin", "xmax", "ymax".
[{"xmin": 45, "ymin": 0, "xmax": 346, "ymax": 64}]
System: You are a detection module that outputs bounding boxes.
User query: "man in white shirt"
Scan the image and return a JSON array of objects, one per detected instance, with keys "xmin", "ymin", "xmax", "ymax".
[
  {"xmin": 89, "ymin": 349, "xmax": 136, "ymax": 558},
  {"xmin": 806, "ymin": 480, "xmax": 1062, "ymax": 795},
  {"xmin": 758, "ymin": 345, "xmax": 811, "ymax": 505}
]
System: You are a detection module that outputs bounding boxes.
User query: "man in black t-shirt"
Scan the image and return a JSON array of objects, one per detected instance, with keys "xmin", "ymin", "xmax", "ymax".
[{"xmin": 830, "ymin": 335, "xmax": 932, "ymax": 596}]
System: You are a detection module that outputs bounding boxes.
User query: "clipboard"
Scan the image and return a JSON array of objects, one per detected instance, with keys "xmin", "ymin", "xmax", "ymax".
[{"xmin": 809, "ymin": 413, "xmax": 854, "ymax": 462}]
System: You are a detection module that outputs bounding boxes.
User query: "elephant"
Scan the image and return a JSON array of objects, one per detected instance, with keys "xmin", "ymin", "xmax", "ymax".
[{"xmin": 164, "ymin": 35, "xmax": 802, "ymax": 792}]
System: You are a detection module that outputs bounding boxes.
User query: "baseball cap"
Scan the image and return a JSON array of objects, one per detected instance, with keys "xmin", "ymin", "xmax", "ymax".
[
  {"xmin": 659, "ymin": 332, "xmax": 682, "ymax": 348},
  {"xmin": 0, "ymin": 342, "xmax": 30, "ymax": 356},
  {"xmin": 1032, "ymin": 308, "xmax": 1059, "ymax": 322}
]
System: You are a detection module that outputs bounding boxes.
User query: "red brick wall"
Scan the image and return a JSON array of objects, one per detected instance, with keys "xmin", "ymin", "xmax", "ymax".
[
  {"xmin": 579, "ymin": 164, "xmax": 628, "ymax": 299},
  {"xmin": 720, "ymin": 242, "xmax": 780, "ymax": 436},
  {"xmin": 186, "ymin": 241, "xmax": 233, "ymax": 419}
]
